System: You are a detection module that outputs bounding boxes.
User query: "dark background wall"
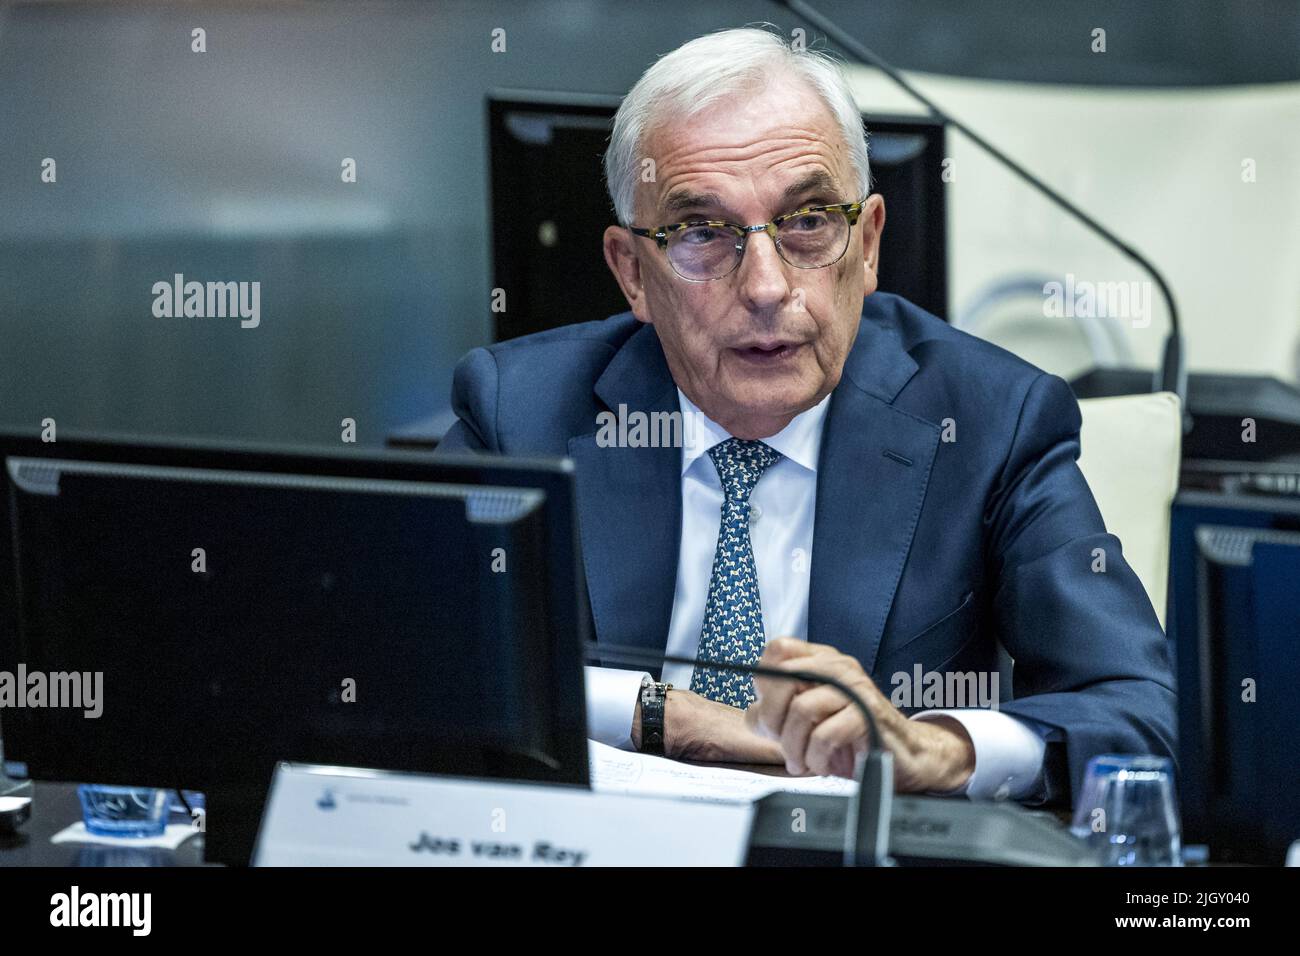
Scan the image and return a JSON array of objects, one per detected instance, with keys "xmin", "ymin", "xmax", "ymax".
[{"xmin": 2, "ymin": 0, "xmax": 1296, "ymax": 448}]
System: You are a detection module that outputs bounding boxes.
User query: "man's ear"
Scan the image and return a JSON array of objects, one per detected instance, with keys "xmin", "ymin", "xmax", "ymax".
[
  {"xmin": 603, "ymin": 224, "xmax": 650, "ymax": 323},
  {"xmin": 860, "ymin": 194, "xmax": 886, "ymax": 295}
]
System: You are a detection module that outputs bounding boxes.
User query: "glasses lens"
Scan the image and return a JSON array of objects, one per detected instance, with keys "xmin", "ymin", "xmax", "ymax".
[
  {"xmin": 666, "ymin": 224, "xmax": 743, "ymax": 280},
  {"xmin": 775, "ymin": 210, "xmax": 850, "ymax": 269}
]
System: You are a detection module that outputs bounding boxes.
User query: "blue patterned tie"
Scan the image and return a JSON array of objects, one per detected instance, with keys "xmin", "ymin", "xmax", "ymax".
[{"xmin": 691, "ymin": 438, "xmax": 783, "ymax": 708}]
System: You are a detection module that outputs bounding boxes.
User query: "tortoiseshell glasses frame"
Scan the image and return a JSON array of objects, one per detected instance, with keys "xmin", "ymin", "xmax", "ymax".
[{"xmin": 628, "ymin": 199, "xmax": 866, "ymax": 282}]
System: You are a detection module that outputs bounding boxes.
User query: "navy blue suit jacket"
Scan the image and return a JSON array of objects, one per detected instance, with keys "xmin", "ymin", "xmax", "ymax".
[{"xmin": 438, "ymin": 292, "xmax": 1177, "ymax": 807}]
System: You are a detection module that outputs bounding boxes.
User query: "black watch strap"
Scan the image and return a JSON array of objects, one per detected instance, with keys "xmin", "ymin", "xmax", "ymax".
[{"xmin": 639, "ymin": 677, "xmax": 671, "ymax": 756}]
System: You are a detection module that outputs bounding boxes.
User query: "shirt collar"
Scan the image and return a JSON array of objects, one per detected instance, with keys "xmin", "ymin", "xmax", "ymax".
[{"xmin": 677, "ymin": 387, "xmax": 831, "ymax": 476}]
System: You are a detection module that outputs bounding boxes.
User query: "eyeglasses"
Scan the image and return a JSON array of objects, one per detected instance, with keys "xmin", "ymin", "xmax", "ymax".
[{"xmin": 628, "ymin": 199, "xmax": 865, "ymax": 282}]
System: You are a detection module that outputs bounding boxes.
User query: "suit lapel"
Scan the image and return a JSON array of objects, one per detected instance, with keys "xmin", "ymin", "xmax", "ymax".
[
  {"xmin": 808, "ymin": 315, "xmax": 940, "ymax": 677},
  {"xmin": 568, "ymin": 323, "xmax": 681, "ymax": 671}
]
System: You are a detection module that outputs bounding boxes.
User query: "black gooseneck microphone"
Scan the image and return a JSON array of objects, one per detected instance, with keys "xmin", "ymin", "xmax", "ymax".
[
  {"xmin": 585, "ymin": 641, "xmax": 894, "ymax": 867},
  {"xmin": 778, "ymin": 0, "xmax": 1189, "ymax": 427}
]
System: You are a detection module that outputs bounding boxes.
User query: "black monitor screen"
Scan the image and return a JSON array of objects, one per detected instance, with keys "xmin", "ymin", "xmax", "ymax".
[
  {"xmin": 1168, "ymin": 491, "xmax": 1300, "ymax": 863},
  {"xmin": 0, "ymin": 432, "xmax": 590, "ymax": 864}
]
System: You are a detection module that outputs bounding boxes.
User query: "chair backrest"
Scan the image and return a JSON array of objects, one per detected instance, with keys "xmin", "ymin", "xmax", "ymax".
[{"xmin": 1075, "ymin": 391, "xmax": 1182, "ymax": 629}]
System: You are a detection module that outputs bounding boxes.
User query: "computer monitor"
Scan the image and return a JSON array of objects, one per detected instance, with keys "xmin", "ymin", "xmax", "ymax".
[
  {"xmin": 1167, "ymin": 490, "xmax": 1300, "ymax": 863},
  {"xmin": 0, "ymin": 429, "xmax": 590, "ymax": 864},
  {"xmin": 488, "ymin": 92, "xmax": 948, "ymax": 342}
]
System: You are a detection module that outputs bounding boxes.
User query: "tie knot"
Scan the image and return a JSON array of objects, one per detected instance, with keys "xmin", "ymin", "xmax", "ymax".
[{"xmin": 708, "ymin": 438, "xmax": 782, "ymax": 502}]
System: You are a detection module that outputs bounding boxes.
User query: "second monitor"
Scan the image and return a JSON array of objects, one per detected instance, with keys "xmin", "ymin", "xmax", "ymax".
[{"xmin": 0, "ymin": 431, "xmax": 591, "ymax": 863}]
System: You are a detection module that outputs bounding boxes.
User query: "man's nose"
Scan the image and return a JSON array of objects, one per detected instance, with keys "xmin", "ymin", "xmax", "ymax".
[{"xmin": 735, "ymin": 230, "xmax": 791, "ymax": 311}]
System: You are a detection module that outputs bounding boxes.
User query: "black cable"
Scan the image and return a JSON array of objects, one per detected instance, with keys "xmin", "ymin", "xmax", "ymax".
[{"xmin": 779, "ymin": 0, "xmax": 1188, "ymax": 420}]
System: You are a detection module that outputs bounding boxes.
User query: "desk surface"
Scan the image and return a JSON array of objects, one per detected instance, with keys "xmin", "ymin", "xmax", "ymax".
[
  {"xmin": 0, "ymin": 769, "xmax": 1073, "ymax": 867},
  {"xmin": 1, "ymin": 765, "xmax": 793, "ymax": 867}
]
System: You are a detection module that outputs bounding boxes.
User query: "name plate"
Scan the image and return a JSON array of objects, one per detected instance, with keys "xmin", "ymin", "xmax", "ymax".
[{"xmin": 253, "ymin": 762, "xmax": 754, "ymax": 866}]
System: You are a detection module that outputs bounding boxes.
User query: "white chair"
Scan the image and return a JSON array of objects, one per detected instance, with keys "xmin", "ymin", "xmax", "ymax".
[{"xmin": 1075, "ymin": 391, "xmax": 1182, "ymax": 629}]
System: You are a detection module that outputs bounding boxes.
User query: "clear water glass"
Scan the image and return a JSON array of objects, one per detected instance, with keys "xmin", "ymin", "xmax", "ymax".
[
  {"xmin": 77, "ymin": 785, "xmax": 170, "ymax": 838},
  {"xmin": 1071, "ymin": 754, "xmax": 1182, "ymax": 866}
]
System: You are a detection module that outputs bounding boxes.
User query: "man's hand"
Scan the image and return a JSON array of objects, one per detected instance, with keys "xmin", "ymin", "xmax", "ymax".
[
  {"xmin": 744, "ymin": 637, "xmax": 976, "ymax": 791},
  {"xmin": 633, "ymin": 688, "xmax": 784, "ymax": 764}
]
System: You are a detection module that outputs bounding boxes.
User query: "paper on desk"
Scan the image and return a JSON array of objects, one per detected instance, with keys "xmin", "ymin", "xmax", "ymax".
[
  {"xmin": 589, "ymin": 740, "xmax": 856, "ymax": 803},
  {"xmin": 50, "ymin": 821, "xmax": 201, "ymax": 850}
]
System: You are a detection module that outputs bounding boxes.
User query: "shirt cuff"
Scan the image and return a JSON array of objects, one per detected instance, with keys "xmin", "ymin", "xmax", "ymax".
[
  {"xmin": 583, "ymin": 665, "xmax": 650, "ymax": 751},
  {"xmin": 910, "ymin": 709, "xmax": 1046, "ymax": 800}
]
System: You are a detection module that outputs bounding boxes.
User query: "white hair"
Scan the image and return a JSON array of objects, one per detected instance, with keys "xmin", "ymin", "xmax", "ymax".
[{"xmin": 604, "ymin": 26, "xmax": 871, "ymax": 226}]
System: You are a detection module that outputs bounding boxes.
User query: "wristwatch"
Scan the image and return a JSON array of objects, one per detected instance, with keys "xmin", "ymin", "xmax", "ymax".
[{"xmin": 638, "ymin": 676, "xmax": 672, "ymax": 756}]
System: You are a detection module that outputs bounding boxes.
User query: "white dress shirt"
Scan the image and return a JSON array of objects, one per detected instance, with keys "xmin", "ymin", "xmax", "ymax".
[{"xmin": 585, "ymin": 388, "xmax": 1046, "ymax": 800}]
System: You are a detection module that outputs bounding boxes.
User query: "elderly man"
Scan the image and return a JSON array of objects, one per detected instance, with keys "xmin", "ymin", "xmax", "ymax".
[{"xmin": 439, "ymin": 27, "xmax": 1176, "ymax": 806}]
